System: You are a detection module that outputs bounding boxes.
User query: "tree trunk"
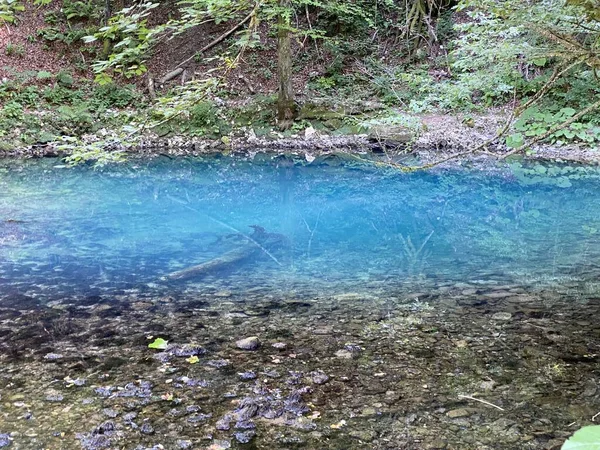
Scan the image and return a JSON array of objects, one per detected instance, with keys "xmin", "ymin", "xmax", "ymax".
[
  {"xmin": 102, "ymin": 0, "xmax": 113, "ymax": 58},
  {"xmin": 277, "ymin": 0, "xmax": 295, "ymax": 129}
]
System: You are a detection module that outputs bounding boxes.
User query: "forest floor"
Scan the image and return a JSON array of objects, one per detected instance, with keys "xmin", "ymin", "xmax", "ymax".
[{"xmin": 3, "ymin": 1, "xmax": 598, "ymax": 164}]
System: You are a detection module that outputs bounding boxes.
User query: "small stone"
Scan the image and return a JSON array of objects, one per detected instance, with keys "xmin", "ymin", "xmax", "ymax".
[
  {"xmin": 140, "ymin": 422, "xmax": 154, "ymax": 435},
  {"xmin": 310, "ymin": 371, "xmax": 329, "ymax": 385},
  {"xmin": 447, "ymin": 408, "xmax": 473, "ymax": 418},
  {"xmin": 335, "ymin": 350, "xmax": 353, "ymax": 359},
  {"xmin": 123, "ymin": 412, "xmax": 137, "ymax": 422},
  {"xmin": 0, "ymin": 434, "xmax": 10, "ymax": 448},
  {"xmin": 238, "ymin": 371, "xmax": 257, "ymax": 381},
  {"xmin": 234, "ymin": 431, "xmax": 255, "ymax": 444},
  {"xmin": 207, "ymin": 359, "xmax": 230, "ymax": 368},
  {"xmin": 491, "ymin": 312, "xmax": 512, "ymax": 321},
  {"xmin": 480, "ymin": 380, "xmax": 496, "ymax": 391},
  {"xmin": 235, "ymin": 337, "xmax": 260, "ymax": 351},
  {"xmin": 45, "ymin": 394, "xmax": 64, "ymax": 402},
  {"xmin": 214, "ymin": 291, "xmax": 232, "ymax": 298},
  {"xmin": 43, "ymin": 353, "xmax": 64, "ymax": 361},
  {"xmin": 177, "ymin": 441, "xmax": 193, "ymax": 449},
  {"xmin": 272, "ymin": 342, "xmax": 287, "ymax": 350},
  {"xmin": 103, "ymin": 408, "xmax": 118, "ymax": 418},
  {"xmin": 207, "ymin": 440, "xmax": 231, "ymax": 450},
  {"xmin": 216, "ymin": 415, "xmax": 232, "ymax": 431},
  {"xmin": 187, "ymin": 413, "xmax": 212, "ymax": 423}
]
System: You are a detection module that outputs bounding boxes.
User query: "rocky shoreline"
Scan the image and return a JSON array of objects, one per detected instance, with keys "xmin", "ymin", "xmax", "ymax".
[{"xmin": 2, "ymin": 112, "xmax": 599, "ymax": 166}]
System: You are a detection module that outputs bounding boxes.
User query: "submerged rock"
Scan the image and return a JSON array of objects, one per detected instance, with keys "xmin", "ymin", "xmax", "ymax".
[
  {"xmin": 491, "ymin": 312, "xmax": 512, "ymax": 321},
  {"xmin": 238, "ymin": 371, "xmax": 257, "ymax": 381},
  {"xmin": 310, "ymin": 371, "xmax": 329, "ymax": 385},
  {"xmin": 0, "ymin": 434, "xmax": 11, "ymax": 448},
  {"xmin": 235, "ymin": 336, "xmax": 260, "ymax": 351},
  {"xmin": 234, "ymin": 430, "xmax": 255, "ymax": 444}
]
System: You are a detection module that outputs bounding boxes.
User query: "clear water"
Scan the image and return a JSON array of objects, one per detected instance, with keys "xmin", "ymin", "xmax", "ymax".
[{"xmin": 1, "ymin": 156, "xmax": 600, "ymax": 301}]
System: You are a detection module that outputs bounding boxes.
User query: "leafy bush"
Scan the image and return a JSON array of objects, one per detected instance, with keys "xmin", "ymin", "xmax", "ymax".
[
  {"xmin": 1, "ymin": 101, "xmax": 23, "ymax": 120},
  {"xmin": 4, "ymin": 42, "xmax": 25, "ymax": 57},
  {"xmin": 57, "ymin": 70, "xmax": 74, "ymax": 87},
  {"xmin": 92, "ymin": 83, "xmax": 140, "ymax": 108},
  {"xmin": 0, "ymin": 0, "xmax": 24, "ymax": 24},
  {"xmin": 54, "ymin": 105, "xmax": 94, "ymax": 133},
  {"xmin": 186, "ymin": 101, "xmax": 230, "ymax": 136},
  {"xmin": 506, "ymin": 106, "xmax": 600, "ymax": 148},
  {"xmin": 62, "ymin": 0, "xmax": 101, "ymax": 21}
]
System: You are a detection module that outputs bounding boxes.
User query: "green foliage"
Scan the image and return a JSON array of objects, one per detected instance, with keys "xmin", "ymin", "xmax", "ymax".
[
  {"xmin": 92, "ymin": 83, "xmax": 140, "ymax": 108},
  {"xmin": 62, "ymin": 0, "xmax": 101, "ymax": 21},
  {"xmin": 84, "ymin": 2, "xmax": 162, "ymax": 82},
  {"xmin": 0, "ymin": 0, "xmax": 24, "ymax": 24},
  {"xmin": 38, "ymin": 26, "xmax": 98, "ymax": 46},
  {"xmin": 4, "ymin": 42, "xmax": 25, "ymax": 57},
  {"xmin": 55, "ymin": 104, "xmax": 94, "ymax": 133},
  {"xmin": 506, "ymin": 106, "xmax": 600, "ymax": 148},
  {"xmin": 57, "ymin": 70, "xmax": 74, "ymax": 87},
  {"xmin": 562, "ymin": 425, "xmax": 600, "ymax": 449},
  {"xmin": 43, "ymin": 85, "xmax": 84, "ymax": 104},
  {"xmin": 1, "ymin": 101, "xmax": 23, "ymax": 120}
]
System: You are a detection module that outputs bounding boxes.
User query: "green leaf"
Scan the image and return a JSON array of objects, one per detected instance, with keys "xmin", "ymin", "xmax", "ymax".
[
  {"xmin": 559, "ymin": 107, "xmax": 577, "ymax": 118},
  {"xmin": 562, "ymin": 425, "xmax": 600, "ymax": 449},
  {"xmin": 531, "ymin": 57, "xmax": 547, "ymax": 66},
  {"xmin": 94, "ymin": 72, "xmax": 112, "ymax": 85},
  {"xmin": 148, "ymin": 337, "xmax": 168, "ymax": 350},
  {"xmin": 506, "ymin": 133, "xmax": 524, "ymax": 149}
]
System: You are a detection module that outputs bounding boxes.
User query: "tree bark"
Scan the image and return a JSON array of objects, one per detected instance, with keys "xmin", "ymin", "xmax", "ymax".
[
  {"xmin": 102, "ymin": 0, "xmax": 113, "ymax": 58},
  {"xmin": 277, "ymin": 0, "xmax": 296, "ymax": 129}
]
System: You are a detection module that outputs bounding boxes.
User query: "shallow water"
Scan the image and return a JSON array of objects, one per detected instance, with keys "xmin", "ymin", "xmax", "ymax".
[
  {"xmin": 1, "ymin": 155, "xmax": 600, "ymax": 450},
  {"xmin": 0, "ymin": 156, "xmax": 599, "ymax": 300}
]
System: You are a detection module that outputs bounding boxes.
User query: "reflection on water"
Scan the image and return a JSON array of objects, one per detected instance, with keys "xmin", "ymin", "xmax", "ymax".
[{"xmin": 0, "ymin": 156, "xmax": 599, "ymax": 300}]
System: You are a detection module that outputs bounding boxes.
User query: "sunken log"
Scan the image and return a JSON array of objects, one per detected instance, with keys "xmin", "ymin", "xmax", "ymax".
[{"xmin": 165, "ymin": 226, "xmax": 287, "ymax": 281}]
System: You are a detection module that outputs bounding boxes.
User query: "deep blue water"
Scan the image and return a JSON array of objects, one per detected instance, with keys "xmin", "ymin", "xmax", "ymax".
[{"xmin": 1, "ymin": 156, "xmax": 600, "ymax": 301}]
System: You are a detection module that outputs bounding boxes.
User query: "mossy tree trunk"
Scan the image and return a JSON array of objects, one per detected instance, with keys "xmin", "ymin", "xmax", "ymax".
[{"xmin": 277, "ymin": 0, "xmax": 296, "ymax": 129}]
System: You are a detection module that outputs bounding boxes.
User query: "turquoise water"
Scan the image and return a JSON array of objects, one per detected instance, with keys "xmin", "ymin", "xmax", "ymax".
[{"xmin": 1, "ymin": 156, "xmax": 600, "ymax": 301}]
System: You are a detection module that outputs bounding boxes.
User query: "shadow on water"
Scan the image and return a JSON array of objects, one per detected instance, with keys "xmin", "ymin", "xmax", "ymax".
[{"xmin": 0, "ymin": 156, "xmax": 599, "ymax": 449}]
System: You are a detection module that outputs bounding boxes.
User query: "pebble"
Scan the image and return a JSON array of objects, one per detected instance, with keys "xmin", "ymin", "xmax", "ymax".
[
  {"xmin": 235, "ymin": 336, "xmax": 260, "ymax": 350},
  {"xmin": 0, "ymin": 434, "xmax": 10, "ymax": 448},
  {"xmin": 123, "ymin": 412, "xmax": 137, "ymax": 422},
  {"xmin": 272, "ymin": 342, "xmax": 287, "ymax": 350},
  {"xmin": 234, "ymin": 431, "xmax": 255, "ymax": 444},
  {"xmin": 45, "ymin": 394, "xmax": 64, "ymax": 402},
  {"xmin": 446, "ymin": 408, "xmax": 473, "ymax": 418},
  {"xmin": 207, "ymin": 440, "xmax": 231, "ymax": 450},
  {"xmin": 310, "ymin": 371, "xmax": 330, "ymax": 385},
  {"xmin": 335, "ymin": 350, "xmax": 353, "ymax": 359},
  {"xmin": 207, "ymin": 359, "xmax": 230, "ymax": 368},
  {"xmin": 491, "ymin": 312, "xmax": 512, "ymax": 321},
  {"xmin": 140, "ymin": 422, "xmax": 154, "ymax": 435},
  {"xmin": 216, "ymin": 415, "xmax": 232, "ymax": 431},
  {"xmin": 103, "ymin": 408, "xmax": 118, "ymax": 418},
  {"xmin": 238, "ymin": 371, "xmax": 257, "ymax": 381},
  {"xmin": 188, "ymin": 413, "xmax": 212, "ymax": 423}
]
